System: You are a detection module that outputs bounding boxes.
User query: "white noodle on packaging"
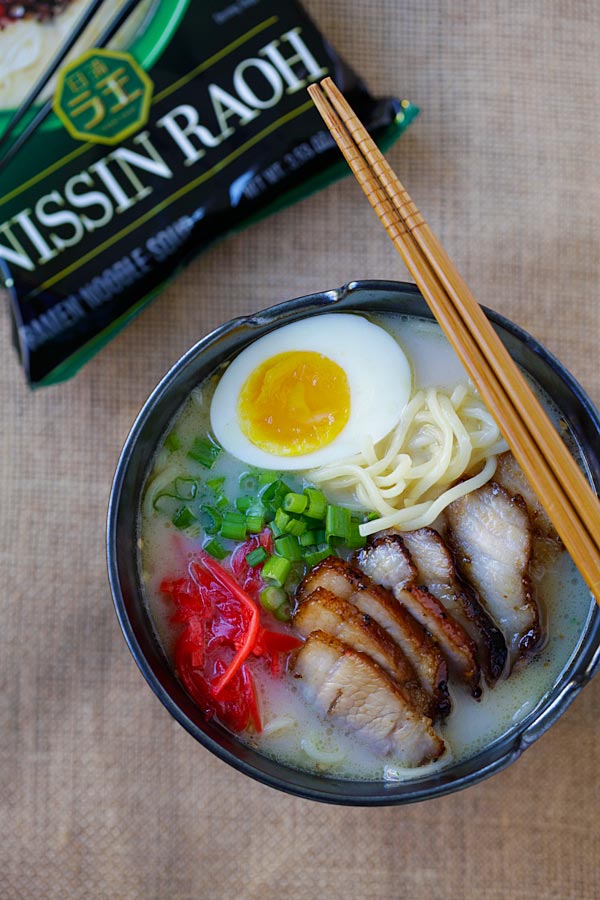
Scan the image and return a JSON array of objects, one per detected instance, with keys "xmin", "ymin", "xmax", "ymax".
[{"xmin": 308, "ymin": 384, "xmax": 508, "ymax": 534}]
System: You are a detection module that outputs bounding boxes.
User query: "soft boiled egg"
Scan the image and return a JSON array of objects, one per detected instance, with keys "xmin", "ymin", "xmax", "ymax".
[{"xmin": 210, "ymin": 313, "xmax": 411, "ymax": 470}]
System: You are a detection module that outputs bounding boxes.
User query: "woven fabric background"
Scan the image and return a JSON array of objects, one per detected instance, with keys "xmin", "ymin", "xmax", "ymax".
[{"xmin": 2, "ymin": 2, "xmax": 600, "ymax": 898}]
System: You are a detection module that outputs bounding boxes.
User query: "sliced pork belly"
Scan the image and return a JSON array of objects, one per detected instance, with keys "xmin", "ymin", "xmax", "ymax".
[
  {"xmin": 397, "ymin": 528, "xmax": 507, "ymax": 684},
  {"xmin": 296, "ymin": 557, "xmax": 450, "ymax": 719},
  {"xmin": 494, "ymin": 451, "xmax": 563, "ymax": 577},
  {"xmin": 494, "ymin": 451, "xmax": 558, "ymax": 541},
  {"xmin": 355, "ymin": 533, "xmax": 481, "ymax": 696},
  {"xmin": 293, "ymin": 587, "xmax": 429, "ymax": 715},
  {"xmin": 354, "ymin": 535, "xmax": 417, "ymax": 590},
  {"xmin": 446, "ymin": 482, "xmax": 541, "ymax": 656},
  {"xmin": 292, "ymin": 631, "xmax": 445, "ymax": 766}
]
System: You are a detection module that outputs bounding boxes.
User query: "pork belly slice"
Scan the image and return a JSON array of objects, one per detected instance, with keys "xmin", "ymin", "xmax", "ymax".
[
  {"xmin": 293, "ymin": 587, "xmax": 429, "ymax": 714},
  {"xmin": 292, "ymin": 631, "xmax": 445, "ymax": 766},
  {"xmin": 395, "ymin": 529, "xmax": 507, "ymax": 684},
  {"xmin": 495, "ymin": 451, "xmax": 559, "ymax": 541},
  {"xmin": 446, "ymin": 483, "xmax": 541, "ymax": 656},
  {"xmin": 494, "ymin": 451, "xmax": 563, "ymax": 577},
  {"xmin": 296, "ymin": 556, "xmax": 450, "ymax": 720},
  {"xmin": 355, "ymin": 533, "xmax": 482, "ymax": 696}
]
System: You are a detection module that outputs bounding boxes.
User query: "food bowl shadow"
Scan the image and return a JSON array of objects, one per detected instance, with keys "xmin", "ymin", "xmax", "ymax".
[{"xmin": 107, "ymin": 280, "xmax": 600, "ymax": 806}]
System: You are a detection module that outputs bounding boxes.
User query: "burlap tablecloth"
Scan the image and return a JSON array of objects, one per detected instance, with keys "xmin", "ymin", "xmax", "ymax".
[{"xmin": 2, "ymin": 2, "xmax": 599, "ymax": 898}]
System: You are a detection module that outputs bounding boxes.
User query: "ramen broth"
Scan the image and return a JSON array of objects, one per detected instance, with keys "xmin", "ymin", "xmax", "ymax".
[{"xmin": 139, "ymin": 314, "xmax": 594, "ymax": 780}]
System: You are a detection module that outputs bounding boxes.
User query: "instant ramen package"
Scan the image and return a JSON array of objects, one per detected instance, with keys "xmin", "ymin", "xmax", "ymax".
[{"xmin": 0, "ymin": 0, "xmax": 418, "ymax": 386}]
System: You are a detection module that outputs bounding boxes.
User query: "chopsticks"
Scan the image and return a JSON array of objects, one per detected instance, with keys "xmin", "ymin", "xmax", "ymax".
[
  {"xmin": 0, "ymin": 0, "xmax": 146, "ymax": 175},
  {"xmin": 308, "ymin": 76, "xmax": 600, "ymax": 603}
]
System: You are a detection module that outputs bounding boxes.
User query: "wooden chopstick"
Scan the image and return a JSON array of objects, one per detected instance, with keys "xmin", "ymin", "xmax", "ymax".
[
  {"xmin": 321, "ymin": 77, "xmax": 600, "ymax": 541},
  {"xmin": 0, "ymin": 0, "xmax": 146, "ymax": 174},
  {"xmin": 308, "ymin": 78, "xmax": 600, "ymax": 602}
]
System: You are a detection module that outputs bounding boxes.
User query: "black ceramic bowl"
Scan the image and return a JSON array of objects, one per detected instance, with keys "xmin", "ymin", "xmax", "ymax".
[{"xmin": 107, "ymin": 280, "xmax": 600, "ymax": 805}]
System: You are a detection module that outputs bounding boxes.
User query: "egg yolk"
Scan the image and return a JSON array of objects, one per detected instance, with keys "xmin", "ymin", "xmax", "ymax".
[{"xmin": 237, "ymin": 351, "xmax": 351, "ymax": 456}]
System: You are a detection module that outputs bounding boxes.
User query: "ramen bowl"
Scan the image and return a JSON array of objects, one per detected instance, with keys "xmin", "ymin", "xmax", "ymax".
[{"xmin": 107, "ymin": 280, "xmax": 600, "ymax": 805}]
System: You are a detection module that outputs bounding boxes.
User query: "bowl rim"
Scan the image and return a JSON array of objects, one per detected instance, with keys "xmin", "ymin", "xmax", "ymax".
[{"xmin": 107, "ymin": 279, "xmax": 600, "ymax": 805}]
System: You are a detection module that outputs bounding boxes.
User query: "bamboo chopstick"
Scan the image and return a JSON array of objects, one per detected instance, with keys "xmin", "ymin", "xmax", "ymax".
[
  {"xmin": 321, "ymin": 78, "xmax": 600, "ymax": 540},
  {"xmin": 308, "ymin": 77, "xmax": 600, "ymax": 603}
]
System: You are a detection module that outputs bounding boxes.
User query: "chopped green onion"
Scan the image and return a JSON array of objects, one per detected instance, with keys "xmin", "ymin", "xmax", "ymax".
[
  {"xmin": 173, "ymin": 477, "xmax": 197, "ymax": 501},
  {"xmin": 345, "ymin": 521, "xmax": 367, "ymax": 550},
  {"xmin": 259, "ymin": 585, "xmax": 287, "ymax": 613},
  {"xmin": 245, "ymin": 502, "xmax": 266, "ymax": 530},
  {"xmin": 261, "ymin": 555, "xmax": 292, "ymax": 587},
  {"xmin": 366, "ymin": 510, "xmax": 380, "ymax": 522},
  {"xmin": 273, "ymin": 603, "xmax": 292, "ymax": 622},
  {"xmin": 220, "ymin": 522, "xmax": 247, "ymax": 541},
  {"xmin": 283, "ymin": 515, "xmax": 307, "ymax": 537},
  {"xmin": 274, "ymin": 534, "xmax": 303, "ymax": 561},
  {"xmin": 269, "ymin": 520, "xmax": 285, "ymax": 539},
  {"xmin": 215, "ymin": 494, "xmax": 229, "ymax": 511},
  {"xmin": 245, "ymin": 546, "xmax": 269, "ymax": 567},
  {"xmin": 258, "ymin": 470, "xmax": 279, "ymax": 486},
  {"xmin": 152, "ymin": 492, "xmax": 178, "ymax": 514},
  {"xmin": 326, "ymin": 504, "xmax": 351, "ymax": 542},
  {"xmin": 172, "ymin": 506, "xmax": 197, "ymax": 530},
  {"xmin": 282, "ymin": 492, "xmax": 308, "ymax": 514},
  {"xmin": 274, "ymin": 508, "xmax": 291, "ymax": 531},
  {"xmin": 206, "ymin": 476, "xmax": 225, "ymax": 493},
  {"xmin": 304, "ymin": 547, "xmax": 335, "ymax": 568},
  {"xmin": 235, "ymin": 495, "xmax": 253, "ymax": 513},
  {"xmin": 188, "ymin": 436, "xmax": 221, "ymax": 469},
  {"xmin": 224, "ymin": 511, "xmax": 245, "ymax": 524},
  {"xmin": 220, "ymin": 511, "xmax": 247, "ymax": 541},
  {"xmin": 260, "ymin": 479, "xmax": 291, "ymax": 508},
  {"xmin": 204, "ymin": 538, "xmax": 227, "ymax": 560},
  {"xmin": 245, "ymin": 514, "xmax": 265, "ymax": 534},
  {"xmin": 164, "ymin": 431, "xmax": 180, "ymax": 452},
  {"xmin": 199, "ymin": 505, "xmax": 222, "ymax": 535},
  {"xmin": 299, "ymin": 528, "xmax": 326, "ymax": 547},
  {"xmin": 304, "ymin": 487, "xmax": 327, "ymax": 519}
]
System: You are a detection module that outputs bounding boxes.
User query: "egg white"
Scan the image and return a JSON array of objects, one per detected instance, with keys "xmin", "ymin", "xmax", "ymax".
[{"xmin": 209, "ymin": 313, "xmax": 412, "ymax": 470}]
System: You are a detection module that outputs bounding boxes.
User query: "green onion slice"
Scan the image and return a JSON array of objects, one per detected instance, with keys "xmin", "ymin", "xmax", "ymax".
[
  {"xmin": 259, "ymin": 585, "xmax": 287, "ymax": 613},
  {"xmin": 172, "ymin": 506, "xmax": 197, "ymax": 530},
  {"xmin": 304, "ymin": 547, "xmax": 335, "ymax": 568},
  {"xmin": 203, "ymin": 538, "xmax": 227, "ymax": 560},
  {"xmin": 274, "ymin": 534, "xmax": 303, "ymax": 561},
  {"xmin": 246, "ymin": 514, "xmax": 265, "ymax": 535},
  {"xmin": 245, "ymin": 546, "xmax": 269, "ymax": 567},
  {"xmin": 282, "ymin": 492, "xmax": 308, "ymax": 514},
  {"xmin": 303, "ymin": 487, "xmax": 327, "ymax": 520},
  {"xmin": 164, "ymin": 431, "xmax": 180, "ymax": 452},
  {"xmin": 199, "ymin": 505, "xmax": 222, "ymax": 535},
  {"xmin": 325, "ymin": 504, "xmax": 351, "ymax": 542},
  {"xmin": 261, "ymin": 555, "xmax": 292, "ymax": 587},
  {"xmin": 188, "ymin": 435, "xmax": 222, "ymax": 469},
  {"xmin": 173, "ymin": 477, "xmax": 198, "ymax": 501}
]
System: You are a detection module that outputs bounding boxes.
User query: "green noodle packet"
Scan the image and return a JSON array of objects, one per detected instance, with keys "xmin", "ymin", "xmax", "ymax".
[{"xmin": 0, "ymin": 0, "xmax": 418, "ymax": 387}]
